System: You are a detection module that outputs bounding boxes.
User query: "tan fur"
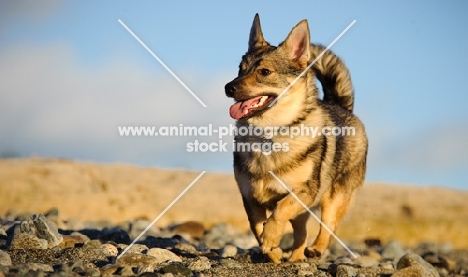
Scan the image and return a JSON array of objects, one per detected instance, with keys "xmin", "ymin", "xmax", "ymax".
[{"xmin": 225, "ymin": 14, "xmax": 368, "ymax": 263}]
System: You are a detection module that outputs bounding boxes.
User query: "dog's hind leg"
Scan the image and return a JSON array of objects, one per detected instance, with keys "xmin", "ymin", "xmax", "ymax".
[{"xmin": 305, "ymin": 187, "xmax": 355, "ymax": 259}]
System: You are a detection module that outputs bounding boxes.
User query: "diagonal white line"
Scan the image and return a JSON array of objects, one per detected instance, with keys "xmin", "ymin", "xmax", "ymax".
[
  {"xmin": 268, "ymin": 20, "xmax": 356, "ymax": 107},
  {"xmin": 116, "ymin": 171, "xmax": 206, "ymax": 259},
  {"xmin": 268, "ymin": 171, "xmax": 358, "ymax": 259},
  {"xmin": 118, "ymin": 19, "xmax": 207, "ymax": 108}
]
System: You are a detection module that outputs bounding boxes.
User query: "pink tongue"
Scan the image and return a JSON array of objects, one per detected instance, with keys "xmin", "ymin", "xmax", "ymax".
[{"xmin": 229, "ymin": 96, "xmax": 263, "ymax": 119}]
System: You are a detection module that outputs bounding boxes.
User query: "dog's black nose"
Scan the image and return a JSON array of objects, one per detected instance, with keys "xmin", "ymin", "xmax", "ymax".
[{"xmin": 225, "ymin": 82, "xmax": 237, "ymax": 97}]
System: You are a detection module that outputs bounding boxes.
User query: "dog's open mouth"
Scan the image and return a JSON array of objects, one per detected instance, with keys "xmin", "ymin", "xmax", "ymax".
[{"xmin": 229, "ymin": 95, "xmax": 275, "ymax": 119}]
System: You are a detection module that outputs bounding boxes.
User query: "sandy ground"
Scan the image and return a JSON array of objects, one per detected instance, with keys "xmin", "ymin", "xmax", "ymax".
[{"xmin": 1, "ymin": 158, "xmax": 467, "ymax": 248}]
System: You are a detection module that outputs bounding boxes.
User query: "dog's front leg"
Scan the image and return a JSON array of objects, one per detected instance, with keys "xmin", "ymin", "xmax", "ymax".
[
  {"xmin": 262, "ymin": 189, "xmax": 315, "ymax": 263},
  {"xmin": 241, "ymin": 196, "xmax": 267, "ymax": 245}
]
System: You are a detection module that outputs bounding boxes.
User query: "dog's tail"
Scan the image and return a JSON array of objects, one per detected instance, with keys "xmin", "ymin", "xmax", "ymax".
[{"xmin": 309, "ymin": 44, "xmax": 354, "ymax": 112}]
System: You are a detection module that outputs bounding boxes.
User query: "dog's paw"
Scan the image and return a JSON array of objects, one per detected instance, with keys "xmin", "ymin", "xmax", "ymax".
[
  {"xmin": 265, "ymin": 247, "xmax": 283, "ymax": 263},
  {"xmin": 260, "ymin": 219, "xmax": 284, "ymax": 253},
  {"xmin": 304, "ymin": 247, "xmax": 322, "ymax": 259},
  {"xmin": 289, "ymin": 249, "xmax": 306, "ymax": 262}
]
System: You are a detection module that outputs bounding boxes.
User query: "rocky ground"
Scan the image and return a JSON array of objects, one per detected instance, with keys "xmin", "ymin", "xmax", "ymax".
[
  {"xmin": 0, "ymin": 211, "xmax": 467, "ymax": 277},
  {"xmin": 1, "ymin": 159, "xmax": 468, "ymax": 276}
]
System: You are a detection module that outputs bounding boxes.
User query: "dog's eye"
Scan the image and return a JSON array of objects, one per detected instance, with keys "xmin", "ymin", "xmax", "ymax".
[{"xmin": 258, "ymin": 68, "xmax": 271, "ymax": 76}]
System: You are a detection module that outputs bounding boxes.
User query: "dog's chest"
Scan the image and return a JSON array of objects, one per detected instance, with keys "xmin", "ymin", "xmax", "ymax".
[{"xmin": 252, "ymin": 179, "xmax": 289, "ymax": 208}]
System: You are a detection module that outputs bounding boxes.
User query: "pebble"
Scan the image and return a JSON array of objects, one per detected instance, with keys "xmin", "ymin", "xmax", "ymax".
[
  {"xmin": 101, "ymin": 243, "xmax": 119, "ymax": 256},
  {"xmin": 354, "ymin": 255, "xmax": 379, "ymax": 267},
  {"xmin": 393, "ymin": 252, "xmax": 440, "ymax": 277},
  {"xmin": 160, "ymin": 263, "xmax": 192, "ymax": 276},
  {"xmin": 8, "ymin": 233, "xmax": 48, "ymax": 249},
  {"xmin": 219, "ymin": 258, "xmax": 242, "ymax": 269},
  {"xmin": 99, "ymin": 264, "xmax": 120, "ymax": 275},
  {"xmin": 334, "ymin": 256, "xmax": 354, "ymax": 265},
  {"xmin": 171, "ymin": 221, "xmax": 205, "ymax": 239},
  {"xmin": 117, "ymin": 253, "xmax": 159, "ymax": 267},
  {"xmin": 7, "ymin": 214, "xmax": 63, "ymax": 249},
  {"xmin": 15, "ymin": 262, "xmax": 54, "ymax": 273},
  {"xmin": 146, "ymin": 248, "xmax": 182, "ymax": 263},
  {"xmin": 0, "ymin": 211, "xmax": 466, "ymax": 277},
  {"xmin": 30, "ymin": 214, "xmax": 63, "ymax": 247},
  {"xmin": 83, "ymin": 239, "xmax": 102, "ymax": 249},
  {"xmin": 336, "ymin": 264, "xmax": 358, "ymax": 277},
  {"xmin": 60, "ymin": 234, "xmax": 88, "ymax": 249},
  {"xmin": 125, "ymin": 243, "xmax": 148, "ymax": 254},
  {"xmin": 203, "ymin": 223, "xmax": 242, "ymax": 248},
  {"xmin": 127, "ymin": 219, "xmax": 160, "ymax": 239},
  {"xmin": 136, "ymin": 265, "xmax": 155, "ymax": 274},
  {"xmin": 0, "ymin": 250, "xmax": 11, "ymax": 266},
  {"xmin": 231, "ymin": 234, "xmax": 258, "ymax": 249},
  {"xmin": 173, "ymin": 242, "xmax": 198, "ymax": 256},
  {"xmin": 188, "ymin": 256, "xmax": 211, "ymax": 271},
  {"xmin": 381, "ymin": 240, "xmax": 406, "ymax": 263},
  {"xmin": 119, "ymin": 265, "xmax": 134, "ymax": 276},
  {"xmin": 317, "ymin": 262, "xmax": 331, "ymax": 271},
  {"xmin": 100, "ymin": 227, "xmax": 131, "ymax": 244},
  {"xmin": 221, "ymin": 244, "xmax": 238, "ymax": 258}
]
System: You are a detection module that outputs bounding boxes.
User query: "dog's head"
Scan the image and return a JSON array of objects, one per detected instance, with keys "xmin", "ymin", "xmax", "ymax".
[{"xmin": 225, "ymin": 14, "xmax": 311, "ymax": 120}]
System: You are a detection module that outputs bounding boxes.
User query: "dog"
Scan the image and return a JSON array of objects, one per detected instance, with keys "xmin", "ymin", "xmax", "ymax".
[{"xmin": 224, "ymin": 14, "xmax": 368, "ymax": 263}]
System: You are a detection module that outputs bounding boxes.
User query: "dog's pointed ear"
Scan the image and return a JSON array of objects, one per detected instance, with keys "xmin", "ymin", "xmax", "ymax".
[
  {"xmin": 248, "ymin": 13, "xmax": 267, "ymax": 52},
  {"xmin": 281, "ymin": 20, "xmax": 310, "ymax": 67}
]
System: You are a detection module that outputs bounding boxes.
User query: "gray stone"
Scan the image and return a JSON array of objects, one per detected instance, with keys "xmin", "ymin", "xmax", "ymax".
[
  {"xmin": 219, "ymin": 258, "xmax": 242, "ymax": 269},
  {"xmin": 336, "ymin": 264, "xmax": 358, "ymax": 277},
  {"xmin": 231, "ymin": 234, "xmax": 258, "ymax": 249},
  {"xmin": 30, "ymin": 214, "xmax": 62, "ymax": 248},
  {"xmin": 203, "ymin": 223, "xmax": 242, "ymax": 248},
  {"xmin": 354, "ymin": 255, "xmax": 379, "ymax": 267},
  {"xmin": 0, "ymin": 250, "xmax": 11, "ymax": 266},
  {"xmin": 317, "ymin": 262, "xmax": 331, "ymax": 271},
  {"xmin": 188, "ymin": 256, "xmax": 211, "ymax": 271},
  {"xmin": 221, "ymin": 245, "xmax": 238, "ymax": 258},
  {"xmin": 335, "ymin": 257, "xmax": 354, "ymax": 265},
  {"xmin": 173, "ymin": 242, "xmax": 198, "ymax": 256},
  {"xmin": 382, "ymin": 240, "xmax": 406, "ymax": 262},
  {"xmin": 392, "ymin": 252, "xmax": 440, "ymax": 277},
  {"xmin": 7, "ymin": 214, "xmax": 62, "ymax": 249},
  {"xmin": 146, "ymin": 248, "xmax": 182, "ymax": 263}
]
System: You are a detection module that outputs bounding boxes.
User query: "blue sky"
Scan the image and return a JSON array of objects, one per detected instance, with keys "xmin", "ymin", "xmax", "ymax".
[{"xmin": 1, "ymin": 1, "xmax": 467, "ymax": 190}]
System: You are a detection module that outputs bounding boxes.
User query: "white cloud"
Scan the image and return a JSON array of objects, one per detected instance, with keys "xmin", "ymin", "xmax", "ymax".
[{"xmin": 0, "ymin": 42, "xmax": 235, "ymax": 168}]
